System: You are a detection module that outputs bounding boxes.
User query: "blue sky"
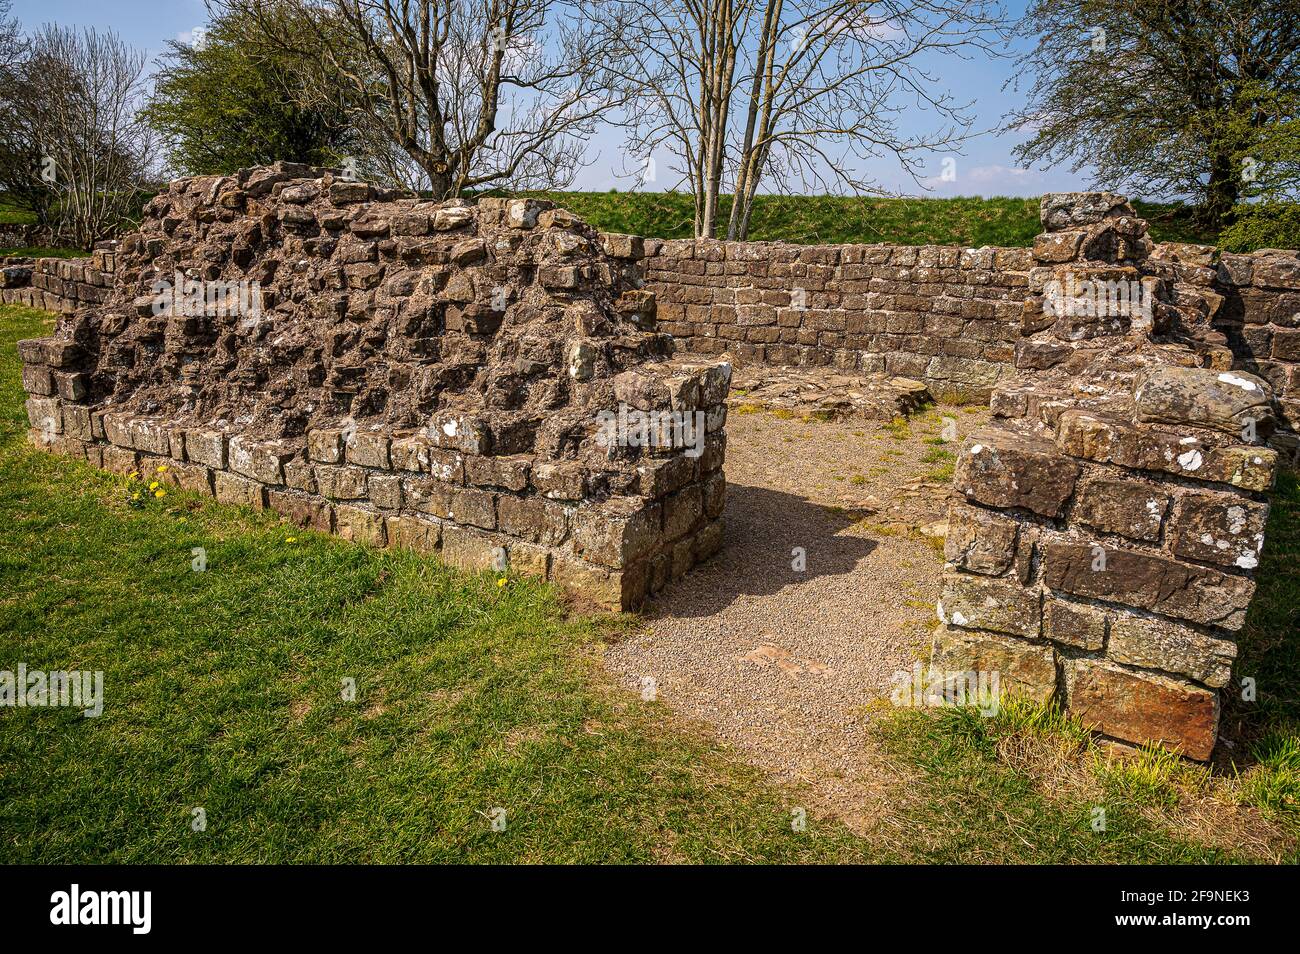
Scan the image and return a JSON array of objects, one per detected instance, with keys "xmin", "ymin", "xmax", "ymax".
[{"xmin": 11, "ymin": 0, "xmax": 1097, "ymax": 198}]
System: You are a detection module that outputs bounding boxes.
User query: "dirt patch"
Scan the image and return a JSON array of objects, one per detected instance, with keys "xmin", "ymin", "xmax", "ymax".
[{"xmin": 604, "ymin": 401, "xmax": 989, "ymax": 827}]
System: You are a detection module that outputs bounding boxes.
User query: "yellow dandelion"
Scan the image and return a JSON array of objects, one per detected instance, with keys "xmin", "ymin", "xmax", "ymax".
[
  {"xmin": 285, "ymin": 536, "xmax": 297, "ymax": 543},
  {"xmin": 128, "ymin": 471, "xmax": 139, "ymax": 481},
  {"xmin": 148, "ymin": 481, "xmax": 159, "ymax": 491},
  {"xmin": 131, "ymin": 491, "xmax": 141, "ymax": 501},
  {"xmin": 497, "ymin": 577, "xmax": 507, "ymax": 588},
  {"xmin": 156, "ymin": 464, "xmax": 169, "ymax": 473},
  {"xmin": 154, "ymin": 489, "xmax": 166, "ymax": 498}
]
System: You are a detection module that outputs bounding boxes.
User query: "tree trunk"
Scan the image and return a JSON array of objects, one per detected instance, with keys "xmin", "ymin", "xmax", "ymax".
[{"xmin": 1200, "ymin": 150, "xmax": 1241, "ymax": 230}]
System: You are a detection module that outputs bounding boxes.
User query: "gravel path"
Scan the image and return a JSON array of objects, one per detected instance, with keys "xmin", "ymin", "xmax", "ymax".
[{"xmin": 604, "ymin": 401, "xmax": 991, "ymax": 826}]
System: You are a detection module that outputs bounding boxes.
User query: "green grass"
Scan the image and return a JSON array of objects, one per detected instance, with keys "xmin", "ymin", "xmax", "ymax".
[
  {"xmin": 0, "ymin": 246, "xmax": 85, "ymax": 259},
  {"xmin": 0, "ymin": 303, "xmax": 1294, "ymax": 863},
  {"xmin": 508, "ymin": 191, "xmax": 1220, "ymax": 248},
  {"xmin": 0, "ymin": 199, "xmax": 35, "ymax": 226}
]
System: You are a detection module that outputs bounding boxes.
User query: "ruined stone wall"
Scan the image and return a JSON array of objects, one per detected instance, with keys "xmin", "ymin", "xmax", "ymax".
[
  {"xmin": 1214, "ymin": 249, "xmax": 1300, "ymax": 454},
  {"xmin": 614, "ymin": 237, "xmax": 1033, "ymax": 400},
  {"xmin": 17, "ymin": 163, "xmax": 730, "ymax": 611},
  {"xmin": 932, "ymin": 193, "xmax": 1281, "ymax": 760}
]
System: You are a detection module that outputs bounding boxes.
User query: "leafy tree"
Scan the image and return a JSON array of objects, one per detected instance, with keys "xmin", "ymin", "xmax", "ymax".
[
  {"xmin": 145, "ymin": 3, "xmax": 353, "ymax": 176},
  {"xmin": 1006, "ymin": 0, "xmax": 1300, "ymax": 229}
]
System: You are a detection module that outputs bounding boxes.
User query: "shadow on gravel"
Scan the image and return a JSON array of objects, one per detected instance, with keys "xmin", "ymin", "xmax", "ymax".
[{"xmin": 644, "ymin": 481, "xmax": 879, "ymax": 619}]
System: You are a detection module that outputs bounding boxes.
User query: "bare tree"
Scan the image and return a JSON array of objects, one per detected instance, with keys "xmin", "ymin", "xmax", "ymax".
[
  {"xmin": 0, "ymin": 1, "xmax": 20, "ymax": 70},
  {"xmin": 603, "ymin": 0, "xmax": 1010, "ymax": 239},
  {"xmin": 0, "ymin": 25, "xmax": 157, "ymax": 247},
  {"xmin": 230, "ymin": 0, "xmax": 623, "ymax": 197}
]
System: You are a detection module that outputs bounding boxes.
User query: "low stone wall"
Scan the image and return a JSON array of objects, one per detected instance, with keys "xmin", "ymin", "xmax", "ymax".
[
  {"xmin": 932, "ymin": 193, "xmax": 1279, "ymax": 759},
  {"xmin": 17, "ymin": 163, "xmax": 731, "ymax": 611},
  {"xmin": 613, "ymin": 237, "xmax": 1032, "ymax": 400},
  {"xmin": 1, "ymin": 250, "xmax": 116, "ymax": 313}
]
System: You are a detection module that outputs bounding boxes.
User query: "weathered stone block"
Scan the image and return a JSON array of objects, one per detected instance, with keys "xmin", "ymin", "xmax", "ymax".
[
  {"xmin": 1167, "ymin": 491, "xmax": 1268, "ymax": 569},
  {"xmin": 214, "ymin": 471, "xmax": 266, "ymax": 510},
  {"xmin": 1041, "ymin": 541, "xmax": 1253, "ymax": 630},
  {"xmin": 573, "ymin": 497, "xmax": 661, "ymax": 568},
  {"xmin": 345, "ymin": 430, "xmax": 391, "ymax": 469},
  {"xmin": 334, "ymin": 505, "xmax": 386, "ymax": 546},
  {"xmin": 465, "ymin": 454, "xmax": 530, "ymax": 491},
  {"xmin": 663, "ymin": 485, "xmax": 703, "ymax": 541},
  {"xmin": 368, "ymin": 474, "xmax": 403, "ymax": 510},
  {"xmin": 308, "ymin": 429, "xmax": 344, "ymax": 464},
  {"xmin": 439, "ymin": 524, "xmax": 501, "ymax": 571},
  {"xmin": 187, "ymin": 429, "xmax": 227, "ymax": 469},
  {"xmin": 1043, "ymin": 598, "xmax": 1107, "ymax": 650},
  {"xmin": 929, "ymin": 625, "xmax": 1057, "ymax": 704},
  {"xmin": 163, "ymin": 461, "xmax": 214, "ymax": 496},
  {"xmin": 449, "ymin": 487, "xmax": 496, "ymax": 529},
  {"xmin": 384, "ymin": 514, "xmax": 440, "ymax": 552},
  {"xmin": 954, "ymin": 430, "xmax": 1079, "ymax": 517},
  {"xmin": 1056, "ymin": 409, "xmax": 1278, "ymax": 492},
  {"xmin": 26, "ymin": 397, "xmax": 62, "ymax": 435},
  {"xmin": 940, "ymin": 570, "xmax": 1042, "ymax": 638},
  {"xmin": 944, "ymin": 501, "xmax": 1021, "ymax": 577},
  {"xmin": 1062, "ymin": 657, "xmax": 1219, "ymax": 760},
  {"xmin": 316, "ymin": 464, "xmax": 368, "ymax": 500},
  {"xmin": 497, "ymin": 494, "xmax": 569, "ymax": 546},
  {"xmin": 1107, "ymin": 613, "xmax": 1236, "ymax": 688},
  {"xmin": 228, "ymin": 436, "xmax": 294, "ymax": 485},
  {"xmin": 402, "ymin": 475, "xmax": 453, "ymax": 519},
  {"xmin": 1134, "ymin": 367, "xmax": 1274, "ymax": 435},
  {"xmin": 550, "ymin": 554, "xmax": 642, "ymax": 611},
  {"xmin": 1073, "ymin": 477, "xmax": 1167, "ymax": 542},
  {"xmin": 268, "ymin": 490, "xmax": 331, "ymax": 531}
]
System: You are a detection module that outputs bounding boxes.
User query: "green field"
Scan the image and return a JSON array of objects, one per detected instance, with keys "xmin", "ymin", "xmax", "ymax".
[
  {"xmin": 0, "ymin": 304, "xmax": 1296, "ymax": 863},
  {"xmin": 514, "ymin": 192, "xmax": 1217, "ymax": 248}
]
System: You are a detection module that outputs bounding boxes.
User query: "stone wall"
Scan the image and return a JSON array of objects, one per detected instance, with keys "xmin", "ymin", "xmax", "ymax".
[
  {"xmin": 932, "ymin": 193, "xmax": 1280, "ymax": 760},
  {"xmin": 1214, "ymin": 249, "xmax": 1300, "ymax": 452},
  {"xmin": 615, "ymin": 237, "xmax": 1033, "ymax": 400},
  {"xmin": 1, "ymin": 250, "xmax": 116, "ymax": 313},
  {"xmin": 17, "ymin": 163, "xmax": 731, "ymax": 611}
]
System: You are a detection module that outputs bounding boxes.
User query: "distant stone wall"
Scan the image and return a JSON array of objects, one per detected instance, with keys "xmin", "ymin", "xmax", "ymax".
[
  {"xmin": 609, "ymin": 237, "xmax": 1032, "ymax": 400},
  {"xmin": 933, "ymin": 193, "xmax": 1280, "ymax": 760},
  {"xmin": 1, "ymin": 250, "xmax": 116, "ymax": 313}
]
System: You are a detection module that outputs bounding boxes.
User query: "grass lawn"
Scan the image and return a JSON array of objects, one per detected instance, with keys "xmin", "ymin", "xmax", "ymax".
[
  {"xmin": 513, "ymin": 191, "xmax": 1218, "ymax": 248},
  {"xmin": 0, "ymin": 303, "xmax": 1295, "ymax": 864}
]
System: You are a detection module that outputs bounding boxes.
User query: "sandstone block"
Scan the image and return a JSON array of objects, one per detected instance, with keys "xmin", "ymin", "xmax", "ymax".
[
  {"xmin": 1041, "ymin": 541, "xmax": 1253, "ymax": 630},
  {"xmin": 940, "ymin": 570, "xmax": 1042, "ymax": 639},
  {"xmin": 334, "ymin": 505, "xmax": 386, "ymax": 546},
  {"xmin": 929, "ymin": 624, "xmax": 1057, "ymax": 704},
  {"xmin": 1062, "ymin": 657, "xmax": 1219, "ymax": 760},
  {"xmin": 953, "ymin": 430, "xmax": 1079, "ymax": 517}
]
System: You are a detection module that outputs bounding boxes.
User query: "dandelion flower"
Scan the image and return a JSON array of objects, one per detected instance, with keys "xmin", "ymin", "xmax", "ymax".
[
  {"xmin": 149, "ymin": 481, "xmax": 159, "ymax": 491},
  {"xmin": 128, "ymin": 471, "xmax": 139, "ymax": 481},
  {"xmin": 286, "ymin": 536, "xmax": 297, "ymax": 543},
  {"xmin": 156, "ymin": 464, "xmax": 169, "ymax": 473},
  {"xmin": 497, "ymin": 577, "xmax": 507, "ymax": 588},
  {"xmin": 154, "ymin": 489, "xmax": 166, "ymax": 498}
]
